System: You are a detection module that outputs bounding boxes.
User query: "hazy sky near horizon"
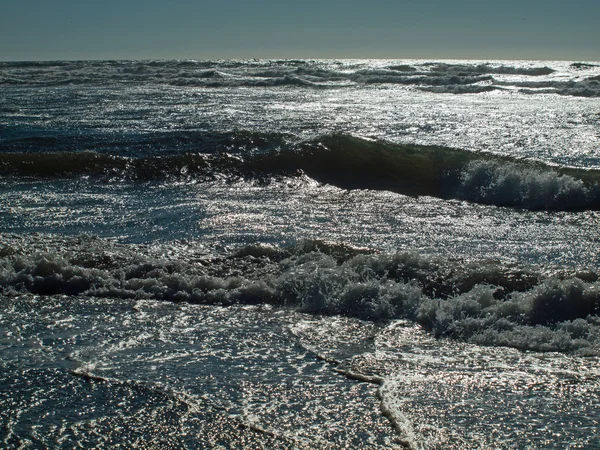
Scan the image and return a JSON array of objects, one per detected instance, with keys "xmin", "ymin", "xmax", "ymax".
[{"xmin": 1, "ymin": 0, "xmax": 599, "ymax": 61}]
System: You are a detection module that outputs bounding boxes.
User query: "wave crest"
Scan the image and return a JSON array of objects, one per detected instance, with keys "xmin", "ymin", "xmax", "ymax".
[{"xmin": 458, "ymin": 160, "xmax": 594, "ymax": 209}]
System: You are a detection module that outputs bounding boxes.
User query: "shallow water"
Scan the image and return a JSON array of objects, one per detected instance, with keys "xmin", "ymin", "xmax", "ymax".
[
  {"xmin": 1, "ymin": 296, "xmax": 396, "ymax": 448},
  {"xmin": 3, "ymin": 295, "xmax": 598, "ymax": 448}
]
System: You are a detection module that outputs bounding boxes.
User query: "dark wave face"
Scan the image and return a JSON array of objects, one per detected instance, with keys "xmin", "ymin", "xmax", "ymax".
[
  {"xmin": 1, "ymin": 60, "xmax": 599, "ymax": 97},
  {"xmin": 2, "ymin": 133, "xmax": 599, "ymax": 211},
  {"xmin": 0, "ymin": 130, "xmax": 292, "ymax": 156}
]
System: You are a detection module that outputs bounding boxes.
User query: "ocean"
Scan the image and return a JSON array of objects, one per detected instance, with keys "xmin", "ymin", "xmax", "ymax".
[{"xmin": 1, "ymin": 59, "xmax": 600, "ymax": 448}]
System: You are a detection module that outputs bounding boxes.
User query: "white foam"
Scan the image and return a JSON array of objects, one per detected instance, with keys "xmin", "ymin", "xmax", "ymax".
[
  {"xmin": 457, "ymin": 160, "xmax": 595, "ymax": 209},
  {"xmin": 2, "ymin": 235, "xmax": 599, "ymax": 354}
]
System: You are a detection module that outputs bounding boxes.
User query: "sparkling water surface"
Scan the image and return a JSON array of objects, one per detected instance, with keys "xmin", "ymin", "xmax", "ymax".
[{"xmin": 2, "ymin": 59, "xmax": 600, "ymax": 448}]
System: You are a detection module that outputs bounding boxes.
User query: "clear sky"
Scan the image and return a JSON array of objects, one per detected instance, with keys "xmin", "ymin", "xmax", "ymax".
[{"xmin": 1, "ymin": 0, "xmax": 599, "ymax": 61}]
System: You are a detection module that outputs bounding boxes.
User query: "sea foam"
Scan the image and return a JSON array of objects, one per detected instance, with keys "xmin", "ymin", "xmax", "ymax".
[{"xmin": 2, "ymin": 235, "xmax": 599, "ymax": 355}]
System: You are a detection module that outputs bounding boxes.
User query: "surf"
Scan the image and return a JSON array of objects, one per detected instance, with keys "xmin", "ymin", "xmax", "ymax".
[
  {"xmin": 2, "ymin": 235, "xmax": 600, "ymax": 355},
  {"xmin": 2, "ymin": 133, "xmax": 599, "ymax": 211}
]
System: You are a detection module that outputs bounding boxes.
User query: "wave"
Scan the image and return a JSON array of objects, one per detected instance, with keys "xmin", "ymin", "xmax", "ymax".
[
  {"xmin": 571, "ymin": 62, "xmax": 599, "ymax": 70},
  {"xmin": 423, "ymin": 63, "xmax": 555, "ymax": 76},
  {"xmin": 0, "ymin": 130, "xmax": 292, "ymax": 155},
  {"xmin": 4, "ymin": 60, "xmax": 594, "ymax": 97},
  {"xmin": 494, "ymin": 77, "xmax": 600, "ymax": 97},
  {"xmin": 171, "ymin": 74, "xmax": 319, "ymax": 88},
  {"xmin": 349, "ymin": 71, "xmax": 494, "ymax": 86},
  {"xmin": 417, "ymin": 84, "xmax": 502, "ymax": 94},
  {"xmin": 2, "ymin": 133, "xmax": 599, "ymax": 211},
  {"xmin": 388, "ymin": 64, "xmax": 417, "ymax": 72},
  {"xmin": 2, "ymin": 235, "xmax": 599, "ymax": 355}
]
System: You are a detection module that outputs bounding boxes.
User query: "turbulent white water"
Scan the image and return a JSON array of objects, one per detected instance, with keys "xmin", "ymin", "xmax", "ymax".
[{"xmin": 1, "ymin": 59, "xmax": 600, "ymax": 448}]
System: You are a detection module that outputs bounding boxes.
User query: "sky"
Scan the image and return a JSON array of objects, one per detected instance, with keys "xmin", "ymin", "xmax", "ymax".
[{"xmin": 1, "ymin": 0, "xmax": 599, "ymax": 61}]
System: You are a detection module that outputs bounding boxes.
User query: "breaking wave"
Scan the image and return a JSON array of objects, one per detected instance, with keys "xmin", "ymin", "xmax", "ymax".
[
  {"xmin": 2, "ymin": 235, "xmax": 599, "ymax": 355},
  {"xmin": 2, "ymin": 133, "xmax": 599, "ymax": 211}
]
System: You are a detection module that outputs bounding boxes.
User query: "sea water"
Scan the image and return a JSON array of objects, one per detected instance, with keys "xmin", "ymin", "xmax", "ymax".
[{"xmin": 1, "ymin": 59, "xmax": 600, "ymax": 448}]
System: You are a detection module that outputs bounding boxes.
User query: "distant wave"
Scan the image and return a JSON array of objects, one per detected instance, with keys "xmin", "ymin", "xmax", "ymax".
[
  {"xmin": 2, "ymin": 235, "xmax": 599, "ymax": 355},
  {"xmin": 418, "ymin": 84, "xmax": 502, "ymax": 94},
  {"xmin": 571, "ymin": 62, "xmax": 600, "ymax": 70},
  {"xmin": 2, "ymin": 133, "xmax": 599, "ymax": 211},
  {"xmin": 171, "ymin": 74, "xmax": 318, "ymax": 88},
  {"xmin": 349, "ymin": 71, "xmax": 494, "ymax": 87},
  {"xmin": 424, "ymin": 62, "xmax": 555, "ymax": 76},
  {"xmin": 494, "ymin": 77, "xmax": 600, "ymax": 97},
  {"xmin": 2, "ymin": 60, "xmax": 598, "ymax": 97}
]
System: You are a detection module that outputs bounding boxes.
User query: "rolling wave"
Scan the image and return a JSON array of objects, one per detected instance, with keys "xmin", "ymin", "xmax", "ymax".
[
  {"xmin": 495, "ymin": 76, "xmax": 600, "ymax": 97},
  {"xmin": 0, "ymin": 130, "xmax": 291, "ymax": 155},
  {"xmin": 2, "ymin": 60, "xmax": 598, "ymax": 96},
  {"xmin": 2, "ymin": 235, "xmax": 599, "ymax": 355},
  {"xmin": 571, "ymin": 62, "xmax": 600, "ymax": 70},
  {"xmin": 1, "ymin": 133, "xmax": 599, "ymax": 211},
  {"xmin": 424, "ymin": 63, "xmax": 555, "ymax": 76}
]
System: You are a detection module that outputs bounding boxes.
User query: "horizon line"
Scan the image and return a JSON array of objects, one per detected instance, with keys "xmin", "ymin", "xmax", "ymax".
[{"xmin": 2, "ymin": 56, "xmax": 600, "ymax": 64}]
